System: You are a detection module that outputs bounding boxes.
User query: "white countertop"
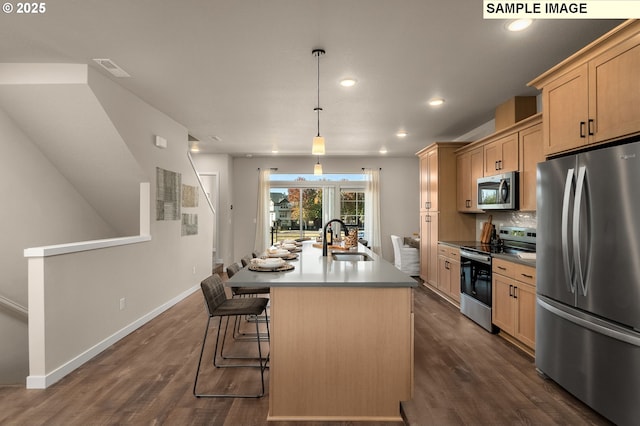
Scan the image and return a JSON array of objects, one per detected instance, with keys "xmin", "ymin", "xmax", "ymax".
[{"xmin": 227, "ymin": 241, "xmax": 418, "ymax": 288}]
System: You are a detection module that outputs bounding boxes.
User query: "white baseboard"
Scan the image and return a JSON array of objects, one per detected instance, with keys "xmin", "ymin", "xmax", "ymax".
[{"xmin": 26, "ymin": 284, "xmax": 200, "ymax": 389}]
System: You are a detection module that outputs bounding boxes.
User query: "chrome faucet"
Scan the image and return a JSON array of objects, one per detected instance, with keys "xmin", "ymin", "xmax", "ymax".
[{"xmin": 322, "ymin": 219, "xmax": 349, "ymax": 256}]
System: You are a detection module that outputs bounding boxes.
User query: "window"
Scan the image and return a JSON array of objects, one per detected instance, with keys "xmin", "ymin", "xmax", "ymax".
[
  {"xmin": 269, "ymin": 174, "xmax": 365, "ymax": 242},
  {"xmin": 340, "ymin": 189, "xmax": 365, "ymax": 235}
]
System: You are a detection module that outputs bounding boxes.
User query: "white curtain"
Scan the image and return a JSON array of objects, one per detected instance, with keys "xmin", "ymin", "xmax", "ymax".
[
  {"xmin": 254, "ymin": 168, "xmax": 271, "ymax": 252},
  {"xmin": 364, "ymin": 168, "xmax": 382, "ymax": 255},
  {"xmin": 322, "ymin": 186, "xmax": 335, "ymax": 228}
]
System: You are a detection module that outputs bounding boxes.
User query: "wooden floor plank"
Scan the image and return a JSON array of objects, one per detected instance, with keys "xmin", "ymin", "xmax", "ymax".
[{"xmin": 0, "ymin": 283, "xmax": 612, "ymax": 425}]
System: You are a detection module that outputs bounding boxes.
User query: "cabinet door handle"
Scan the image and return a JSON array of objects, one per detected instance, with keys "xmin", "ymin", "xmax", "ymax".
[
  {"xmin": 509, "ymin": 284, "xmax": 513, "ymax": 297},
  {"xmin": 521, "ymin": 273, "xmax": 533, "ymax": 279},
  {"xmin": 427, "ymin": 201, "xmax": 431, "ymax": 209},
  {"xmin": 514, "ymin": 286, "xmax": 518, "ymax": 299},
  {"xmin": 425, "ymin": 215, "xmax": 431, "ymax": 223},
  {"xmin": 580, "ymin": 121, "xmax": 586, "ymax": 138},
  {"xmin": 588, "ymin": 119, "xmax": 595, "ymax": 136},
  {"xmin": 498, "ymin": 160, "xmax": 502, "ymax": 170},
  {"xmin": 497, "ymin": 266, "xmax": 507, "ymax": 271},
  {"xmin": 466, "ymin": 200, "xmax": 471, "ymax": 208},
  {"xmin": 495, "ymin": 160, "xmax": 499, "ymax": 170}
]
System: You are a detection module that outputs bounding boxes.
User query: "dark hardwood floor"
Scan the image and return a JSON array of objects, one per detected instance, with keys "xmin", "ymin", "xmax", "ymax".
[{"xmin": 0, "ymin": 282, "xmax": 612, "ymax": 425}]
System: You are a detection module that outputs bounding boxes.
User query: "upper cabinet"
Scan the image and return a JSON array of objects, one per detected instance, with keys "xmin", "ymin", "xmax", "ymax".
[
  {"xmin": 530, "ymin": 20, "xmax": 640, "ymax": 156},
  {"xmin": 455, "ymin": 114, "xmax": 542, "ymax": 213},
  {"xmin": 519, "ymin": 123, "xmax": 543, "ymax": 212},
  {"xmin": 483, "ymin": 132, "xmax": 519, "ymax": 175},
  {"xmin": 456, "ymin": 146, "xmax": 484, "ymax": 213},
  {"xmin": 419, "ymin": 148, "xmax": 439, "ymax": 211},
  {"xmin": 589, "ymin": 34, "xmax": 640, "ymax": 143},
  {"xmin": 538, "ymin": 64, "xmax": 589, "ymax": 155}
]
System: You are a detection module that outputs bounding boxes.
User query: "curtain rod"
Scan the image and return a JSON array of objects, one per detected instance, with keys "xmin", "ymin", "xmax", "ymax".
[
  {"xmin": 362, "ymin": 167, "xmax": 382, "ymax": 170},
  {"xmin": 257, "ymin": 167, "xmax": 278, "ymax": 171}
]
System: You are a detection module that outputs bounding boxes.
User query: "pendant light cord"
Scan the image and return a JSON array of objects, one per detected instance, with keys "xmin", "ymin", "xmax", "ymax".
[{"xmin": 314, "ymin": 49, "xmax": 324, "ymax": 137}]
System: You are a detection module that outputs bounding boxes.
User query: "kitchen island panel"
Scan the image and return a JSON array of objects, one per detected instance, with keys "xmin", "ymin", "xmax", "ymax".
[{"xmin": 268, "ymin": 286, "xmax": 413, "ymax": 421}]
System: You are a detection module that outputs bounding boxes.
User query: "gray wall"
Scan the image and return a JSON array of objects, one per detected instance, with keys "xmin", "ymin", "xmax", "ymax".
[
  {"xmin": 0, "ymin": 108, "xmax": 118, "ymax": 383},
  {"xmin": 0, "ymin": 65, "xmax": 213, "ymax": 385}
]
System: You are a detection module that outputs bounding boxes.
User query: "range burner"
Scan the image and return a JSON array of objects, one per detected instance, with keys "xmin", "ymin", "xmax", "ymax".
[{"xmin": 461, "ymin": 226, "xmax": 536, "ymax": 256}]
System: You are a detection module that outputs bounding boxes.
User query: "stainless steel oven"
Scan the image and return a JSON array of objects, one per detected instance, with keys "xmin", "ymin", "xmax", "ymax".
[
  {"xmin": 458, "ymin": 226, "xmax": 537, "ymax": 333},
  {"xmin": 459, "ymin": 248, "xmax": 495, "ymax": 333}
]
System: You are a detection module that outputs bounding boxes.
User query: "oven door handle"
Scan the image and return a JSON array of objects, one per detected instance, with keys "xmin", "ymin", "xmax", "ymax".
[{"xmin": 460, "ymin": 250, "xmax": 491, "ymax": 264}]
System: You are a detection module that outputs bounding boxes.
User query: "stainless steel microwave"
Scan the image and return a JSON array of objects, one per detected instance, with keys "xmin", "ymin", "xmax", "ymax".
[{"xmin": 477, "ymin": 172, "xmax": 518, "ymax": 210}]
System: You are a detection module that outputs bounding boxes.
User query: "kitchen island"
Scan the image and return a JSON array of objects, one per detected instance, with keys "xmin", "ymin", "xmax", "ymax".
[{"xmin": 228, "ymin": 241, "xmax": 417, "ymax": 422}]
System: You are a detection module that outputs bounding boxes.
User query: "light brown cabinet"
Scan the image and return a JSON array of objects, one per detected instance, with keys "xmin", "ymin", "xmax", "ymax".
[
  {"xmin": 518, "ymin": 123, "xmax": 544, "ymax": 211},
  {"xmin": 456, "ymin": 114, "xmax": 542, "ymax": 213},
  {"xmin": 416, "ymin": 143, "xmax": 475, "ymax": 289},
  {"xmin": 420, "ymin": 147, "xmax": 440, "ymax": 211},
  {"xmin": 492, "ymin": 258, "xmax": 536, "ymax": 350},
  {"xmin": 530, "ymin": 21, "xmax": 640, "ymax": 156},
  {"xmin": 483, "ymin": 132, "xmax": 519, "ymax": 175},
  {"xmin": 420, "ymin": 211, "xmax": 439, "ymax": 286},
  {"xmin": 437, "ymin": 244, "xmax": 460, "ymax": 304},
  {"xmin": 589, "ymin": 33, "xmax": 640, "ymax": 143},
  {"xmin": 538, "ymin": 64, "xmax": 589, "ymax": 155},
  {"xmin": 456, "ymin": 147, "xmax": 484, "ymax": 212}
]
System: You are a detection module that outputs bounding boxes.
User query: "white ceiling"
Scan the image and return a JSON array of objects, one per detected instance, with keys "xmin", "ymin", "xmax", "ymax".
[{"xmin": 0, "ymin": 1, "xmax": 622, "ymax": 157}]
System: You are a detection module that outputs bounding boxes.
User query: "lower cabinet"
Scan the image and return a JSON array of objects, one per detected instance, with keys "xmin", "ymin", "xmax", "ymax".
[
  {"xmin": 420, "ymin": 212, "xmax": 440, "ymax": 287},
  {"xmin": 492, "ymin": 258, "xmax": 536, "ymax": 350},
  {"xmin": 437, "ymin": 244, "xmax": 461, "ymax": 304}
]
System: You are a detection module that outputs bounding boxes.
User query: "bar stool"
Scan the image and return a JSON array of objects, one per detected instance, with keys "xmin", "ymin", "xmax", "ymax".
[
  {"xmin": 241, "ymin": 255, "xmax": 253, "ymax": 267},
  {"xmin": 193, "ymin": 274, "xmax": 269, "ymax": 398},
  {"xmin": 228, "ymin": 260, "xmax": 270, "ymax": 340}
]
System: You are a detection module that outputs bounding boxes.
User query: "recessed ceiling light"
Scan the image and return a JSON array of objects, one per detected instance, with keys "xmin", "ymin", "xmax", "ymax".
[
  {"xmin": 379, "ymin": 148, "xmax": 388, "ymax": 154},
  {"xmin": 272, "ymin": 149, "xmax": 279, "ymax": 154},
  {"xmin": 340, "ymin": 78, "xmax": 357, "ymax": 87},
  {"xmin": 428, "ymin": 97, "xmax": 445, "ymax": 107},
  {"xmin": 396, "ymin": 131, "xmax": 408, "ymax": 138},
  {"xmin": 190, "ymin": 146, "xmax": 200, "ymax": 152},
  {"xmin": 506, "ymin": 19, "xmax": 533, "ymax": 32}
]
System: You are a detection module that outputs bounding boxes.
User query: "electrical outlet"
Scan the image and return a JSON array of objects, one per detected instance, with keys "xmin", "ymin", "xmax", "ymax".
[
  {"xmin": 192, "ymin": 266, "xmax": 196, "ymax": 274},
  {"xmin": 119, "ymin": 297, "xmax": 126, "ymax": 311}
]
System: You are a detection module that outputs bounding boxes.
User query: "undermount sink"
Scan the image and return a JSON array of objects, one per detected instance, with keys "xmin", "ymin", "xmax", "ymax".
[{"xmin": 331, "ymin": 252, "xmax": 374, "ymax": 262}]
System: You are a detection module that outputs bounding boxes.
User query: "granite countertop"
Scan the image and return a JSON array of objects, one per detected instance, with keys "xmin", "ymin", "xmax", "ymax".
[
  {"xmin": 227, "ymin": 241, "xmax": 418, "ymax": 288},
  {"xmin": 439, "ymin": 240, "xmax": 536, "ymax": 268}
]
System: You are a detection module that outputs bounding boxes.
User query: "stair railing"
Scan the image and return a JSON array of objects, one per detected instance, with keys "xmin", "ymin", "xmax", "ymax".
[{"xmin": 0, "ymin": 293, "xmax": 28, "ymax": 319}]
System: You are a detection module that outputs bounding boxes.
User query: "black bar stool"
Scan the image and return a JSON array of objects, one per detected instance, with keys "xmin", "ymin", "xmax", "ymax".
[{"xmin": 193, "ymin": 274, "xmax": 269, "ymax": 398}]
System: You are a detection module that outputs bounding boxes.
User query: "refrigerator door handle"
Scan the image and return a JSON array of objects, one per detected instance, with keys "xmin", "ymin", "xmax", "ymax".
[
  {"xmin": 573, "ymin": 166, "xmax": 590, "ymax": 296},
  {"xmin": 561, "ymin": 168, "xmax": 576, "ymax": 293}
]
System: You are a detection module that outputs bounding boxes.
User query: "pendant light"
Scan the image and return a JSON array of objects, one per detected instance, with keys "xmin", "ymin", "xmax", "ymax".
[
  {"xmin": 314, "ymin": 157, "xmax": 323, "ymax": 175},
  {"xmin": 312, "ymin": 49, "xmax": 326, "ymax": 155}
]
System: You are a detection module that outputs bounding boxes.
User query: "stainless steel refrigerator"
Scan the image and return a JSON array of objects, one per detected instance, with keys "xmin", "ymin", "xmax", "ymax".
[{"xmin": 537, "ymin": 140, "xmax": 640, "ymax": 426}]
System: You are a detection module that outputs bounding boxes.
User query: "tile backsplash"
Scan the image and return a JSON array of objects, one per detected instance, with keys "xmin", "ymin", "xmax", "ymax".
[{"xmin": 475, "ymin": 211, "xmax": 537, "ymax": 240}]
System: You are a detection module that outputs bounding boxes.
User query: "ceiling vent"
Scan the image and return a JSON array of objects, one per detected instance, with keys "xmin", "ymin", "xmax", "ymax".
[{"xmin": 92, "ymin": 58, "xmax": 130, "ymax": 77}]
